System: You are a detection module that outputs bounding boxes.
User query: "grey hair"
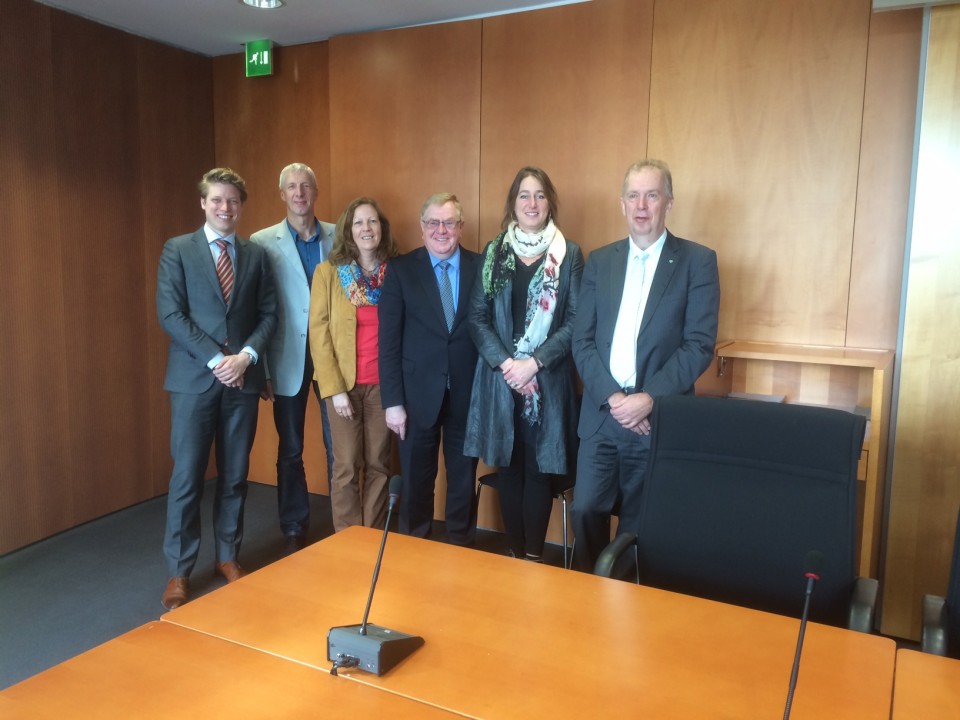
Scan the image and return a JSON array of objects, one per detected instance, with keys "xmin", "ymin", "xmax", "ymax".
[{"xmin": 279, "ymin": 162, "xmax": 317, "ymax": 188}]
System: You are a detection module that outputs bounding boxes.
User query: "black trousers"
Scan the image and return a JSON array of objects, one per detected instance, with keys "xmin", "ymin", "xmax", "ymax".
[
  {"xmin": 497, "ymin": 399, "xmax": 553, "ymax": 558},
  {"xmin": 398, "ymin": 390, "xmax": 478, "ymax": 545}
]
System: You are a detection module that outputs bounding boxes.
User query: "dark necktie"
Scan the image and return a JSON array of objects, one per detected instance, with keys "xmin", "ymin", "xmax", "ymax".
[{"xmin": 215, "ymin": 239, "xmax": 235, "ymax": 304}]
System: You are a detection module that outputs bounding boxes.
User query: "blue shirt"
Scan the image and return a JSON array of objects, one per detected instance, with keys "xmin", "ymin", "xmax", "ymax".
[
  {"xmin": 429, "ymin": 247, "xmax": 462, "ymax": 311},
  {"xmin": 287, "ymin": 218, "xmax": 329, "ymax": 285}
]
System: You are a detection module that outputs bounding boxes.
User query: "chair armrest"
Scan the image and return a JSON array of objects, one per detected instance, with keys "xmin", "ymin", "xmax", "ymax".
[
  {"xmin": 922, "ymin": 594, "xmax": 949, "ymax": 656},
  {"xmin": 847, "ymin": 576, "xmax": 878, "ymax": 633},
  {"xmin": 594, "ymin": 533, "xmax": 638, "ymax": 578}
]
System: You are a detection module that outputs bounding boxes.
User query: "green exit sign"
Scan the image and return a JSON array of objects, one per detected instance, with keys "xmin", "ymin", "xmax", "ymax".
[{"xmin": 245, "ymin": 40, "xmax": 273, "ymax": 77}]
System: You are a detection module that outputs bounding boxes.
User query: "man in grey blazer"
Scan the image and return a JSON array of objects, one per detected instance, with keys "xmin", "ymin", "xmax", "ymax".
[
  {"xmin": 250, "ymin": 163, "xmax": 335, "ymax": 555},
  {"xmin": 157, "ymin": 168, "xmax": 277, "ymax": 609},
  {"xmin": 572, "ymin": 160, "xmax": 720, "ymax": 571}
]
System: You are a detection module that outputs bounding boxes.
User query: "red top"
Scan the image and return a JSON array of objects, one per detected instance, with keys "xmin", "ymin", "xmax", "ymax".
[{"xmin": 355, "ymin": 305, "xmax": 379, "ymax": 385}]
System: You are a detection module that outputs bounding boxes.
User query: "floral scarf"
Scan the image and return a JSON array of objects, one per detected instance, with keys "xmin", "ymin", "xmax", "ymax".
[
  {"xmin": 336, "ymin": 260, "xmax": 386, "ymax": 307},
  {"xmin": 481, "ymin": 221, "xmax": 567, "ymax": 425}
]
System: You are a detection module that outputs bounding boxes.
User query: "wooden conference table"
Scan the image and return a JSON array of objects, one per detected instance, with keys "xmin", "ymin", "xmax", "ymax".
[
  {"xmin": 162, "ymin": 526, "xmax": 895, "ymax": 719},
  {"xmin": 0, "ymin": 621, "xmax": 452, "ymax": 719},
  {"xmin": 891, "ymin": 648, "xmax": 960, "ymax": 718}
]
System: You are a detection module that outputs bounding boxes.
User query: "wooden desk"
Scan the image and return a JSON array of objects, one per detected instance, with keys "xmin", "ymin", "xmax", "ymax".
[
  {"xmin": 0, "ymin": 622, "xmax": 453, "ymax": 719},
  {"xmin": 163, "ymin": 526, "xmax": 896, "ymax": 719},
  {"xmin": 892, "ymin": 649, "xmax": 960, "ymax": 718}
]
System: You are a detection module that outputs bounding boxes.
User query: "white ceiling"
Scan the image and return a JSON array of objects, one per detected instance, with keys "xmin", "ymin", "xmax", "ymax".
[{"xmin": 36, "ymin": 0, "xmax": 590, "ymax": 57}]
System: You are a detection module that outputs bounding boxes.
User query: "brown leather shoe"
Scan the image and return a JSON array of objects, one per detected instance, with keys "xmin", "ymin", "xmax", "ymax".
[
  {"xmin": 162, "ymin": 577, "xmax": 188, "ymax": 610},
  {"xmin": 215, "ymin": 560, "xmax": 246, "ymax": 583}
]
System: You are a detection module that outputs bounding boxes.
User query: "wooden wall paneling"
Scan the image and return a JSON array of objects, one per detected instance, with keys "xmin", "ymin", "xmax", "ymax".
[
  {"xmin": 136, "ymin": 41, "xmax": 215, "ymax": 497},
  {"xmin": 0, "ymin": 0, "xmax": 213, "ymax": 552},
  {"xmin": 882, "ymin": 5, "xmax": 960, "ymax": 639},
  {"xmin": 0, "ymin": 0, "xmax": 74, "ymax": 553},
  {"xmin": 1, "ymin": 0, "xmax": 215, "ymax": 553},
  {"xmin": 847, "ymin": 9, "xmax": 922, "ymax": 350},
  {"xmin": 212, "ymin": 42, "xmax": 332, "ymax": 236},
  {"xmin": 328, "ymin": 21, "xmax": 482, "ymax": 524},
  {"xmin": 477, "ymin": 0, "xmax": 653, "ymax": 540},
  {"xmin": 213, "ymin": 43, "xmax": 333, "ymax": 495},
  {"xmin": 478, "ymin": 0, "xmax": 655, "ymax": 253},
  {"xmin": 649, "ymin": 0, "xmax": 871, "ymax": 347},
  {"xmin": 48, "ymin": 12, "xmax": 161, "ymax": 523},
  {"xmin": 329, "ymin": 23, "xmax": 482, "ymax": 253}
]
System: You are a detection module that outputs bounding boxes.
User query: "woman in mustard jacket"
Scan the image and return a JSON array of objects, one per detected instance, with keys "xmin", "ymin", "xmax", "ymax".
[{"xmin": 309, "ymin": 197, "xmax": 399, "ymax": 531}]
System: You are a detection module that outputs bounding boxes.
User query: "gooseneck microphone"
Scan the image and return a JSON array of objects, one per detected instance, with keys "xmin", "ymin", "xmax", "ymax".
[
  {"xmin": 328, "ymin": 475, "xmax": 424, "ymax": 676},
  {"xmin": 783, "ymin": 550, "xmax": 823, "ymax": 720},
  {"xmin": 359, "ymin": 475, "xmax": 403, "ymax": 635}
]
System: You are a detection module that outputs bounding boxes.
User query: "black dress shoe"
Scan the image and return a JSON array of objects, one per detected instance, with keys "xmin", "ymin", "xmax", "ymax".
[{"xmin": 282, "ymin": 535, "xmax": 307, "ymax": 557}]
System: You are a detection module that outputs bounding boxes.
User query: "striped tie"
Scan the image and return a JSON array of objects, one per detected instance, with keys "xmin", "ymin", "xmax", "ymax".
[{"xmin": 215, "ymin": 239, "xmax": 234, "ymax": 304}]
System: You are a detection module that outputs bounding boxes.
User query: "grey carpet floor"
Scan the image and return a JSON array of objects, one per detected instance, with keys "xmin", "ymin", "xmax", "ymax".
[{"xmin": 0, "ymin": 481, "xmax": 561, "ymax": 690}]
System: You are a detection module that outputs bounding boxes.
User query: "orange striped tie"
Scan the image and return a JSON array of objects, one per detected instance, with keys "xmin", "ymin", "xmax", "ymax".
[{"xmin": 214, "ymin": 239, "xmax": 234, "ymax": 304}]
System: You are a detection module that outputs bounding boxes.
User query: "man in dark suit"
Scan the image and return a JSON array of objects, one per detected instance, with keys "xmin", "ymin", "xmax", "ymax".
[
  {"xmin": 379, "ymin": 193, "xmax": 481, "ymax": 545},
  {"xmin": 156, "ymin": 168, "xmax": 277, "ymax": 609},
  {"xmin": 572, "ymin": 160, "xmax": 720, "ymax": 571}
]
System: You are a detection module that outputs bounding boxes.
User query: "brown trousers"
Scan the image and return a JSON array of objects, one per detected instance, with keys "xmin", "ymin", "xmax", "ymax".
[{"xmin": 325, "ymin": 384, "xmax": 392, "ymax": 532}]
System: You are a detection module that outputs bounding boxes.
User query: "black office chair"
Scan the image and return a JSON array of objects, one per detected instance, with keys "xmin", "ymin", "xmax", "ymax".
[
  {"xmin": 594, "ymin": 395, "xmax": 877, "ymax": 632},
  {"xmin": 921, "ymin": 507, "xmax": 960, "ymax": 657},
  {"xmin": 476, "ymin": 472, "xmax": 574, "ymax": 569}
]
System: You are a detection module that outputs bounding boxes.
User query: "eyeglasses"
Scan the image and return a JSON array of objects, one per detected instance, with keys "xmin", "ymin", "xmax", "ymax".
[{"xmin": 421, "ymin": 219, "xmax": 461, "ymax": 231}]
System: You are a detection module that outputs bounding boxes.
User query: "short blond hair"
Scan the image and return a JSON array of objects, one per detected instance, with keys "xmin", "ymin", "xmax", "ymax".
[
  {"xmin": 622, "ymin": 159, "xmax": 673, "ymax": 199},
  {"xmin": 420, "ymin": 192, "xmax": 463, "ymax": 221}
]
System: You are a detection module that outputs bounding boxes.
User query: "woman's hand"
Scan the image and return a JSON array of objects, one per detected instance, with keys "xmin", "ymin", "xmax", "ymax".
[
  {"xmin": 332, "ymin": 392, "xmax": 354, "ymax": 420},
  {"xmin": 501, "ymin": 357, "xmax": 539, "ymax": 393}
]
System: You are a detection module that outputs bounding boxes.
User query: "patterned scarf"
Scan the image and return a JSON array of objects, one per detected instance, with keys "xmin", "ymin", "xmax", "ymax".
[
  {"xmin": 336, "ymin": 260, "xmax": 387, "ymax": 306},
  {"xmin": 481, "ymin": 221, "xmax": 567, "ymax": 425}
]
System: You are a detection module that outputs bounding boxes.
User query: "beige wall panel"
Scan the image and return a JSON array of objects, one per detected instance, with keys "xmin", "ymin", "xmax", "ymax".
[
  {"xmin": 848, "ymin": 9, "xmax": 921, "ymax": 350},
  {"xmin": 329, "ymin": 23, "xmax": 482, "ymax": 252},
  {"xmin": 649, "ymin": 0, "xmax": 870, "ymax": 346},
  {"xmin": 212, "ymin": 44, "xmax": 333, "ymax": 493},
  {"xmin": 883, "ymin": 5, "xmax": 960, "ymax": 639},
  {"xmin": 479, "ymin": 0, "xmax": 654, "ymax": 253}
]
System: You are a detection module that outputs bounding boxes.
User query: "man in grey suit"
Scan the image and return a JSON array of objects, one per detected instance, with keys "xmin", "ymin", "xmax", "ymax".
[
  {"xmin": 157, "ymin": 168, "xmax": 277, "ymax": 609},
  {"xmin": 571, "ymin": 159, "xmax": 720, "ymax": 571},
  {"xmin": 250, "ymin": 163, "xmax": 335, "ymax": 556}
]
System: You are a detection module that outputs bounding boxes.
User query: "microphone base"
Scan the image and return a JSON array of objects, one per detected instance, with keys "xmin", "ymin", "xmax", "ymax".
[{"xmin": 327, "ymin": 624, "xmax": 424, "ymax": 676}]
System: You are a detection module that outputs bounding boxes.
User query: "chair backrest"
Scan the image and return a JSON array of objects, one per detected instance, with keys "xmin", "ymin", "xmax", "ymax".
[{"xmin": 636, "ymin": 395, "xmax": 866, "ymax": 626}]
